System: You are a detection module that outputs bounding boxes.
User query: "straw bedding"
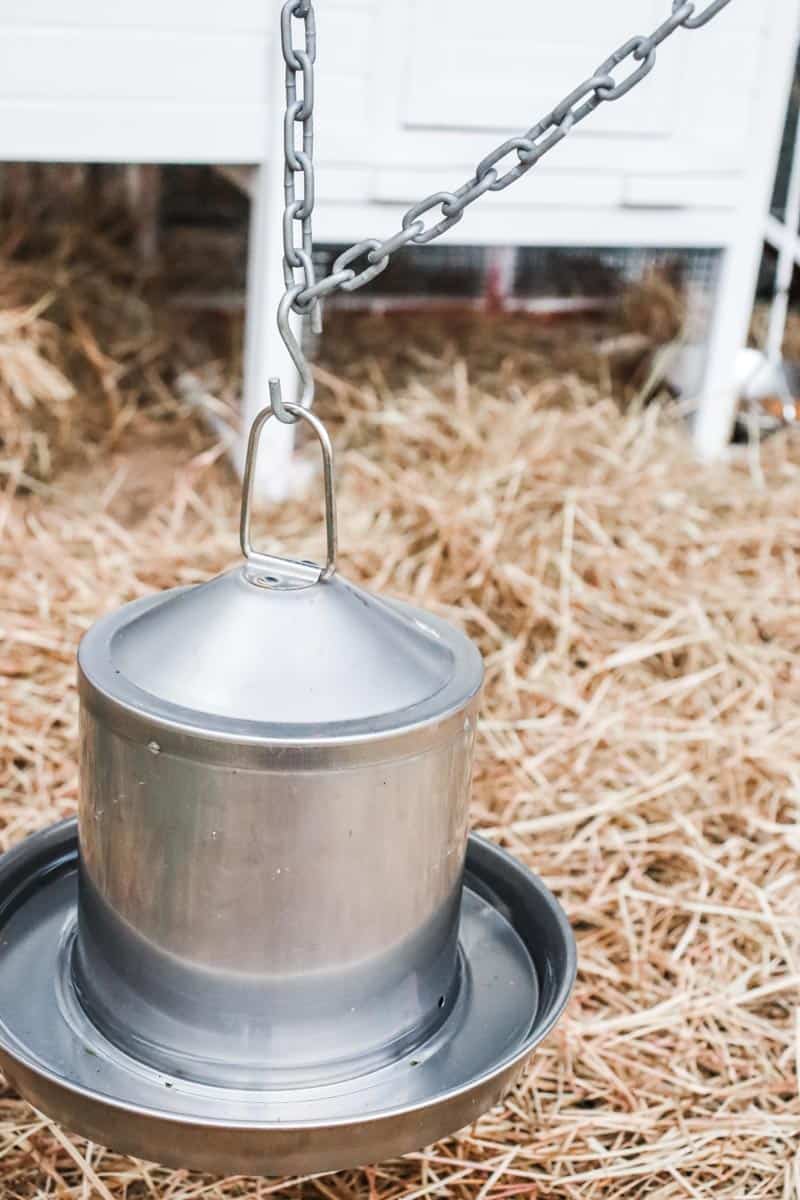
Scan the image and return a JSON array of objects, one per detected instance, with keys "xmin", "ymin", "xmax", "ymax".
[{"xmin": 1, "ymin": 226, "xmax": 799, "ymax": 1198}]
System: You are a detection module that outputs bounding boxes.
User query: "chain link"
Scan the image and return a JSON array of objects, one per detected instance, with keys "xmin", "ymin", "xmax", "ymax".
[
  {"xmin": 275, "ymin": 0, "xmax": 733, "ymax": 419},
  {"xmin": 281, "ymin": 0, "xmax": 318, "ymax": 316}
]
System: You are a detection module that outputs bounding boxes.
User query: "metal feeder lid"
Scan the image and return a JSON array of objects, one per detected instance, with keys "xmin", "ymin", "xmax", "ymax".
[{"xmin": 79, "ymin": 405, "xmax": 483, "ymax": 746}]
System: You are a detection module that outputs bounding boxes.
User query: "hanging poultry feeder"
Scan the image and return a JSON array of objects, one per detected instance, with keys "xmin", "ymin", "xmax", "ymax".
[
  {"xmin": 0, "ymin": 405, "xmax": 575, "ymax": 1176},
  {"xmin": 0, "ymin": 0, "xmax": 744, "ymax": 1172}
]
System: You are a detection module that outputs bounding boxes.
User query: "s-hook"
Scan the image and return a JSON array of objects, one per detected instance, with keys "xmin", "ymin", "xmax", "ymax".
[{"xmin": 269, "ymin": 287, "xmax": 319, "ymax": 424}]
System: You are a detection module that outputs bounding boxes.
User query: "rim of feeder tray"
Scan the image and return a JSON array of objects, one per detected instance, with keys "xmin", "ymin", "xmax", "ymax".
[{"xmin": 0, "ymin": 820, "xmax": 577, "ymax": 1176}]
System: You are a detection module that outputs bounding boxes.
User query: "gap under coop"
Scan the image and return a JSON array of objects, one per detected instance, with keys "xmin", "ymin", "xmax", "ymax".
[
  {"xmin": 17, "ymin": 158, "xmax": 791, "ymax": 484},
  {"xmin": 158, "ymin": 165, "xmax": 720, "ymax": 320},
  {"xmin": 3, "ymin": 159, "xmax": 796, "ymax": 481},
  {"xmin": 146, "ymin": 163, "xmax": 726, "ymax": 484}
]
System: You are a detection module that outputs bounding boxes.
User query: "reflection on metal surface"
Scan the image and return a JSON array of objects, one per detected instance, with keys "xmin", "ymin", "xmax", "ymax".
[{"xmin": 75, "ymin": 566, "xmax": 481, "ymax": 1090}]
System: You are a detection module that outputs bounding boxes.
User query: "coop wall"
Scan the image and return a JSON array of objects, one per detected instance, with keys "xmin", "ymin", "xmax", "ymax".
[{"xmin": 0, "ymin": 0, "xmax": 783, "ymax": 253}]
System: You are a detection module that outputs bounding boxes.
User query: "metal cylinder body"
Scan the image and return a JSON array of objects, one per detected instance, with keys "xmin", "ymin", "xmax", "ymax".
[{"xmin": 75, "ymin": 574, "xmax": 483, "ymax": 1088}]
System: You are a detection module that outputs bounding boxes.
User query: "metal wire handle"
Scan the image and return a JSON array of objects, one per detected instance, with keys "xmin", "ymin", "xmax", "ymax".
[
  {"xmin": 269, "ymin": 0, "xmax": 734, "ymax": 422},
  {"xmin": 240, "ymin": 402, "xmax": 337, "ymax": 584}
]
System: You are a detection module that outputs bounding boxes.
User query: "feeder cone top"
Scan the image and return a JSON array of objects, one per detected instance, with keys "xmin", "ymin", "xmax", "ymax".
[{"xmin": 78, "ymin": 564, "xmax": 483, "ymax": 745}]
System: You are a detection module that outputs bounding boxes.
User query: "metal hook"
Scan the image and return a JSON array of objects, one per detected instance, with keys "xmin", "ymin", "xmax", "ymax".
[
  {"xmin": 240, "ymin": 401, "xmax": 337, "ymax": 586},
  {"xmin": 270, "ymin": 287, "xmax": 318, "ymax": 424}
]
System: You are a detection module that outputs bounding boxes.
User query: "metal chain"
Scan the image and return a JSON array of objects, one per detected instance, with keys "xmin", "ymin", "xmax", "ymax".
[{"xmin": 273, "ymin": 0, "xmax": 734, "ymax": 421}]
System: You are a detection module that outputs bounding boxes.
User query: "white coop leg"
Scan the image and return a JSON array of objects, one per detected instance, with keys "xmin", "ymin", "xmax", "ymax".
[
  {"xmin": 483, "ymin": 246, "xmax": 518, "ymax": 311},
  {"xmin": 693, "ymin": 239, "xmax": 764, "ymax": 459},
  {"xmin": 242, "ymin": 160, "xmax": 304, "ymax": 502},
  {"xmin": 766, "ymin": 100, "xmax": 800, "ymax": 365},
  {"xmin": 693, "ymin": 3, "xmax": 800, "ymax": 459}
]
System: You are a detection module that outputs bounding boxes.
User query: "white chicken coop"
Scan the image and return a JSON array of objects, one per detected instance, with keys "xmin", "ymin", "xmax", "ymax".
[{"xmin": 0, "ymin": 1, "xmax": 798, "ymax": 490}]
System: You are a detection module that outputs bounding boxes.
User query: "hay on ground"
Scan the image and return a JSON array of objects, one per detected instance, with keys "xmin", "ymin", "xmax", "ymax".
[{"xmin": 0, "ymin": 231, "xmax": 799, "ymax": 1199}]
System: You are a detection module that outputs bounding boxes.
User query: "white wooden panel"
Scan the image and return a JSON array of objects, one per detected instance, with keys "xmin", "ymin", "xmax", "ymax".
[
  {"xmin": 402, "ymin": 0, "xmax": 672, "ymax": 137},
  {"xmin": 678, "ymin": 30, "xmax": 755, "ymax": 157},
  {"xmin": 368, "ymin": 0, "xmax": 768, "ymax": 193},
  {"xmin": 0, "ymin": 0, "xmax": 371, "ymax": 30},
  {"xmin": 0, "ymin": 0, "xmax": 374, "ymax": 163},
  {"xmin": 623, "ymin": 175, "xmax": 738, "ymax": 210},
  {"xmin": 0, "ymin": 102, "xmax": 266, "ymax": 163},
  {"xmin": 312, "ymin": 198, "xmax": 738, "ymax": 250},
  {"xmin": 311, "ymin": 164, "xmax": 372, "ymax": 203},
  {"xmin": 0, "ymin": 1, "xmax": 273, "ymax": 31},
  {"xmin": 0, "ymin": 31, "xmax": 267, "ymax": 103},
  {"xmin": 371, "ymin": 167, "xmax": 625, "ymax": 209},
  {"xmin": 315, "ymin": 1, "xmax": 374, "ymax": 164}
]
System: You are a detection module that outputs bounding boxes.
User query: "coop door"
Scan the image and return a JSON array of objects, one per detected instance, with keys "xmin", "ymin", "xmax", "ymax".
[
  {"xmin": 368, "ymin": 0, "xmax": 762, "ymax": 208},
  {"xmin": 404, "ymin": 0, "xmax": 672, "ymax": 136}
]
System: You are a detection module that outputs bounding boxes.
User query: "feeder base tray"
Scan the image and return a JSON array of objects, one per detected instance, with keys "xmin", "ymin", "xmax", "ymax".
[{"xmin": 0, "ymin": 820, "xmax": 575, "ymax": 1176}]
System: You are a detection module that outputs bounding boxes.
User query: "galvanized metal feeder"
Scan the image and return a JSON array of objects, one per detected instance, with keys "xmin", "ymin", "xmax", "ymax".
[
  {"xmin": 0, "ymin": 0, "xmax": 737, "ymax": 1176},
  {"xmin": 0, "ymin": 403, "xmax": 575, "ymax": 1174}
]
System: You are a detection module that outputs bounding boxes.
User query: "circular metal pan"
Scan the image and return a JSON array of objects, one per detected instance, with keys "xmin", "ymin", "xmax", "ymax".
[{"xmin": 0, "ymin": 820, "xmax": 575, "ymax": 1176}]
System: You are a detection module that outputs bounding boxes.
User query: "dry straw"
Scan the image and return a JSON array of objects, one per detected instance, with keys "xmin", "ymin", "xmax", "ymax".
[{"xmin": 0, "ymin": 225, "xmax": 799, "ymax": 1198}]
